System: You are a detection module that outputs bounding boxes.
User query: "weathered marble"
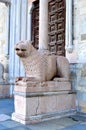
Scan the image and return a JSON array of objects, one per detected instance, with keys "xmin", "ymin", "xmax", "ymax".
[
  {"xmin": 12, "ymin": 81, "xmax": 76, "ymax": 124},
  {"xmin": 12, "ymin": 39, "xmax": 76, "ymax": 124},
  {"xmin": 70, "ymin": 63, "xmax": 86, "ymax": 113},
  {"xmin": 15, "ymin": 40, "xmax": 70, "ymax": 82},
  {"xmin": 14, "ymin": 80, "xmax": 71, "ymax": 93}
]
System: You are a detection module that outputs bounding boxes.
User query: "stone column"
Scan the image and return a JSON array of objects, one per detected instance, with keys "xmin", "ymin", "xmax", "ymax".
[
  {"xmin": 39, "ymin": 0, "xmax": 48, "ymax": 50},
  {"xmin": 65, "ymin": 0, "xmax": 69, "ymax": 50},
  {"xmin": 27, "ymin": 2, "xmax": 34, "ymax": 40},
  {"xmin": 65, "ymin": 0, "xmax": 73, "ymax": 53}
]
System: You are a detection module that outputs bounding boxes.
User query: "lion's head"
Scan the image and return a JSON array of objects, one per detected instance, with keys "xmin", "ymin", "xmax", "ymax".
[{"xmin": 15, "ymin": 40, "xmax": 34, "ymax": 58}]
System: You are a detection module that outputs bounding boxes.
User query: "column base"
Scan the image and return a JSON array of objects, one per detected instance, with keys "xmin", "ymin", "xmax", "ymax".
[{"xmin": 12, "ymin": 109, "xmax": 76, "ymax": 125}]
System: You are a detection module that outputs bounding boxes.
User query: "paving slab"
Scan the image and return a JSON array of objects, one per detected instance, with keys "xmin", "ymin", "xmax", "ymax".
[
  {"xmin": 3, "ymin": 126, "xmax": 32, "ymax": 130},
  {"xmin": 61, "ymin": 123, "xmax": 86, "ymax": 130},
  {"xmin": 0, "ymin": 120, "xmax": 21, "ymax": 128},
  {"xmin": 27, "ymin": 117, "xmax": 79, "ymax": 130},
  {"xmin": 0, "ymin": 98, "xmax": 14, "ymax": 116},
  {"xmin": 0, "ymin": 124, "xmax": 7, "ymax": 130},
  {"xmin": 0, "ymin": 114, "xmax": 10, "ymax": 121}
]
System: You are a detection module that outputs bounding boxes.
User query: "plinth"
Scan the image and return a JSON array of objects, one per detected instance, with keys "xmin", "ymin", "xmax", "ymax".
[{"xmin": 12, "ymin": 79, "xmax": 76, "ymax": 124}]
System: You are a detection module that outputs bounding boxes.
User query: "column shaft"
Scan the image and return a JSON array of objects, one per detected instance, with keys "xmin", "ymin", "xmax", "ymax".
[
  {"xmin": 69, "ymin": 0, "xmax": 72, "ymax": 46},
  {"xmin": 39, "ymin": 0, "xmax": 48, "ymax": 50},
  {"xmin": 65, "ymin": 0, "xmax": 73, "ymax": 53}
]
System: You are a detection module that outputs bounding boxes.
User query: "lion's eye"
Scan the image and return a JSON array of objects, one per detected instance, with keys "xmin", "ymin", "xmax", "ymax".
[
  {"xmin": 21, "ymin": 49, "xmax": 26, "ymax": 51},
  {"xmin": 16, "ymin": 48, "xmax": 20, "ymax": 51}
]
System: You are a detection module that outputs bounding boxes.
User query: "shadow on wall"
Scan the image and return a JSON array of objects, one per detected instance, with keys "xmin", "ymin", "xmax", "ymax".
[{"xmin": 0, "ymin": 62, "xmax": 4, "ymax": 82}]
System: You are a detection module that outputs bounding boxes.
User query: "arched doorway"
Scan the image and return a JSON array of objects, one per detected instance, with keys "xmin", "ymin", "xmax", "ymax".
[{"xmin": 32, "ymin": 0, "xmax": 66, "ymax": 56}]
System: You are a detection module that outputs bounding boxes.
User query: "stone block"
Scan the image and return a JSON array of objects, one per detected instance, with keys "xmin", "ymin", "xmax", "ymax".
[
  {"xmin": 14, "ymin": 80, "xmax": 71, "ymax": 93},
  {"xmin": 12, "ymin": 81, "xmax": 76, "ymax": 124}
]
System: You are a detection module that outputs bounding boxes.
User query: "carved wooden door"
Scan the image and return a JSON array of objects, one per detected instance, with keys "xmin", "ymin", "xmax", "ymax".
[
  {"xmin": 32, "ymin": 0, "xmax": 65, "ymax": 56},
  {"xmin": 32, "ymin": 0, "xmax": 39, "ymax": 49},
  {"xmin": 48, "ymin": 0, "xmax": 65, "ymax": 55}
]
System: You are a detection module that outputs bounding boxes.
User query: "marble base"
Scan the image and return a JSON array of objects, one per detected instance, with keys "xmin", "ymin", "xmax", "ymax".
[{"xmin": 12, "ymin": 81, "xmax": 76, "ymax": 124}]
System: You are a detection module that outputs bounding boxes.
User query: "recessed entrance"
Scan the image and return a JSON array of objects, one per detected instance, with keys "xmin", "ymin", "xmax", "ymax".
[{"xmin": 32, "ymin": 0, "xmax": 66, "ymax": 56}]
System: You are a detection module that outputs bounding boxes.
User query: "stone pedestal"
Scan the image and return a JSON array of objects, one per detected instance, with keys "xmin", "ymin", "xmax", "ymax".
[{"xmin": 12, "ymin": 80, "xmax": 76, "ymax": 124}]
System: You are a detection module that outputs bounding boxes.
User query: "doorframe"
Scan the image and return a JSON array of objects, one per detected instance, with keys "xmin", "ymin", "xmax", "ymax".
[
  {"xmin": 65, "ymin": 0, "xmax": 73, "ymax": 53},
  {"xmin": 28, "ymin": 0, "xmax": 73, "ymax": 55}
]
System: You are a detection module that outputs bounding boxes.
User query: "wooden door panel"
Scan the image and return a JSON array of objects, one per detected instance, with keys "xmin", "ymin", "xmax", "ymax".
[
  {"xmin": 32, "ymin": 1, "xmax": 39, "ymax": 49},
  {"xmin": 48, "ymin": 0, "xmax": 65, "ymax": 56},
  {"xmin": 32, "ymin": 0, "xmax": 65, "ymax": 56}
]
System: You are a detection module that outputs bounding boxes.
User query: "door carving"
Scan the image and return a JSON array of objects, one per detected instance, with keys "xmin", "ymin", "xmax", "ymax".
[{"xmin": 32, "ymin": 0, "xmax": 39, "ymax": 49}]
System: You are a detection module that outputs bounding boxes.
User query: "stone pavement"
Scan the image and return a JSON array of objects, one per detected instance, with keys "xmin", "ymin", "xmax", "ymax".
[{"xmin": 0, "ymin": 98, "xmax": 86, "ymax": 130}]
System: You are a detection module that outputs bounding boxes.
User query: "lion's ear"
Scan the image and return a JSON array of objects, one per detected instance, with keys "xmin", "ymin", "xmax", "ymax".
[
  {"xmin": 31, "ymin": 41, "xmax": 33, "ymax": 45},
  {"xmin": 29, "ymin": 40, "xmax": 34, "ymax": 45},
  {"xmin": 25, "ymin": 40, "xmax": 33, "ymax": 45}
]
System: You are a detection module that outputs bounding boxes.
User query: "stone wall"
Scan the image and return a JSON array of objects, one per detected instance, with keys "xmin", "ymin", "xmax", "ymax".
[
  {"xmin": 0, "ymin": 0, "xmax": 29, "ymax": 98},
  {"xmin": 0, "ymin": 3, "xmax": 8, "ymax": 81},
  {"xmin": 68, "ymin": 0, "xmax": 86, "ymax": 113},
  {"xmin": 0, "ymin": 3, "xmax": 10, "ymax": 98},
  {"xmin": 67, "ymin": 0, "xmax": 86, "ymax": 63}
]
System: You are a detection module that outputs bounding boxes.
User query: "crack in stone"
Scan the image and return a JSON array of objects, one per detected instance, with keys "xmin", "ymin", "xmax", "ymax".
[{"xmin": 36, "ymin": 97, "xmax": 39, "ymax": 115}]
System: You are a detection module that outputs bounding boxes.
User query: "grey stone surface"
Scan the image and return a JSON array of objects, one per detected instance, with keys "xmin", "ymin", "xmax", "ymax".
[
  {"xmin": 69, "ymin": 114, "xmax": 86, "ymax": 122},
  {"xmin": 0, "ymin": 98, "xmax": 14, "ymax": 116},
  {"xmin": 61, "ymin": 123, "xmax": 86, "ymax": 130},
  {"xmin": 0, "ymin": 114, "xmax": 10, "ymax": 121},
  {"xmin": 0, "ymin": 124, "xmax": 7, "ymax": 130}
]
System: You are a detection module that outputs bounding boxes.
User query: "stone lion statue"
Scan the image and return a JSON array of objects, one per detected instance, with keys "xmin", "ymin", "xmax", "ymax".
[{"xmin": 15, "ymin": 40, "xmax": 70, "ymax": 82}]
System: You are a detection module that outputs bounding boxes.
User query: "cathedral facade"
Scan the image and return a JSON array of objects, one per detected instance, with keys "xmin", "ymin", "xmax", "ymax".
[{"xmin": 0, "ymin": 0, "xmax": 86, "ymax": 114}]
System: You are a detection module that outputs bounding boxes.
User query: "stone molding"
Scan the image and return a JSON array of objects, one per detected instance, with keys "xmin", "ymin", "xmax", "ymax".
[
  {"xmin": 28, "ymin": 0, "xmax": 37, "ymax": 3},
  {"xmin": 28, "ymin": 2, "xmax": 34, "ymax": 14},
  {"xmin": 27, "ymin": 2, "xmax": 34, "ymax": 40},
  {"xmin": 65, "ymin": 0, "xmax": 73, "ymax": 53}
]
